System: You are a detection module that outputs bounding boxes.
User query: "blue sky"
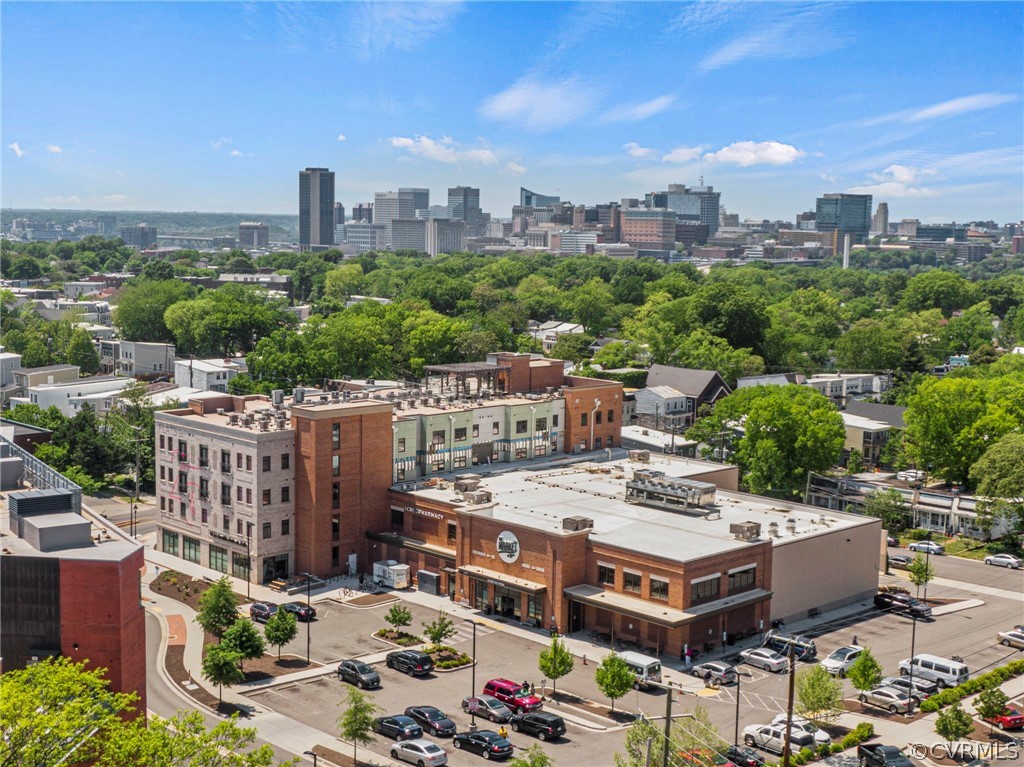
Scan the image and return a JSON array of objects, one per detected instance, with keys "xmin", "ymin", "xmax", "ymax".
[{"xmin": 3, "ymin": 1, "xmax": 1022, "ymax": 223}]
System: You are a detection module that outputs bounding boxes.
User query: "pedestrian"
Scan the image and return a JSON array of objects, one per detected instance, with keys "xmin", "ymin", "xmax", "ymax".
[
  {"xmin": 530, "ymin": 683, "xmax": 536, "ymax": 696},
  {"xmin": 852, "ymin": 634, "xmax": 859, "ymax": 646},
  {"xmin": 522, "ymin": 679, "xmax": 529, "ymax": 693},
  {"xmin": 498, "ymin": 724, "xmax": 509, "ymax": 740}
]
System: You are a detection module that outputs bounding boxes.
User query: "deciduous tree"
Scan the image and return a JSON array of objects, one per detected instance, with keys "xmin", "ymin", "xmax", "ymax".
[
  {"xmin": 384, "ymin": 604, "xmax": 413, "ymax": 632},
  {"xmin": 337, "ymin": 686, "xmax": 382, "ymax": 766},
  {"xmin": 974, "ymin": 687, "xmax": 1010, "ymax": 734},
  {"xmin": 795, "ymin": 665, "xmax": 844, "ymax": 723},
  {"xmin": 263, "ymin": 609, "xmax": 298, "ymax": 661},
  {"xmin": 595, "ymin": 654, "xmax": 634, "ymax": 712},
  {"xmin": 422, "ymin": 610, "xmax": 457, "ymax": 651},
  {"xmin": 195, "ymin": 576, "xmax": 241, "ymax": 639},
  {"xmin": 935, "ymin": 702, "xmax": 973, "ymax": 745},
  {"xmin": 848, "ymin": 648, "xmax": 883, "ymax": 704},
  {"xmin": 222, "ymin": 618, "xmax": 266, "ymax": 671},
  {"xmin": 907, "ymin": 554, "xmax": 935, "ymax": 597},
  {"xmin": 537, "ymin": 636, "xmax": 575, "ymax": 695},
  {"xmin": 201, "ymin": 643, "xmax": 244, "ymax": 705},
  {"xmin": 114, "ymin": 278, "xmax": 193, "ymax": 342}
]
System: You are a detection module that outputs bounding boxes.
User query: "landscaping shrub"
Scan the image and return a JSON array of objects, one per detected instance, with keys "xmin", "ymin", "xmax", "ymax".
[
  {"xmin": 840, "ymin": 722, "xmax": 875, "ymax": 750},
  {"xmin": 918, "ymin": 659, "xmax": 1024, "ymax": 712},
  {"xmin": 905, "ymin": 529, "xmax": 934, "ymax": 540}
]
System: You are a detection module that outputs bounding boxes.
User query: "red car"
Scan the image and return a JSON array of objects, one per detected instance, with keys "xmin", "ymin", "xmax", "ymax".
[
  {"xmin": 482, "ymin": 678, "xmax": 543, "ymax": 713},
  {"xmin": 985, "ymin": 708, "xmax": 1024, "ymax": 730}
]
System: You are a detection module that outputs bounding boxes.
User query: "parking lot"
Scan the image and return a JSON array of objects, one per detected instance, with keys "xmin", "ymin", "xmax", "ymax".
[{"xmin": 247, "ymin": 566, "xmax": 1024, "ymax": 766}]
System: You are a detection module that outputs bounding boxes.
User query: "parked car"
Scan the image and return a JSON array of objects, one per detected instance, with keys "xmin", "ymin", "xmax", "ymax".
[
  {"xmin": 997, "ymin": 629, "xmax": 1024, "ymax": 649},
  {"xmin": 509, "ymin": 712, "xmax": 566, "ymax": 741},
  {"xmin": 337, "ymin": 659, "xmax": 380, "ymax": 689},
  {"xmin": 857, "ymin": 744, "xmax": 914, "ymax": 767},
  {"xmin": 887, "ymin": 555, "xmax": 911, "ymax": 569},
  {"xmin": 874, "ymin": 592, "xmax": 932, "ymax": 619},
  {"xmin": 679, "ymin": 750, "xmax": 735, "ymax": 767},
  {"xmin": 820, "ymin": 645, "xmax": 863, "ymax": 677},
  {"xmin": 462, "ymin": 695, "xmax": 513, "ymax": 723},
  {"xmin": 881, "ymin": 675, "xmax": 939, "ymax": 703},
  {"xmin": 451, "ymin": 730, "xmax": 514, "ymax": 760},
  {"xmin": 725, "ymin": 745, "xmax": 766, "ymax": 767},
  {"xmin": 482, "ymin": 678, "xmax": 542, "ymax": 713},
  {"xmin": 249, "ymin": 602, "xmax": 278, "ymax": 623},
  {"xmin": 886, "ymin": 535, "xmax": 899, "ymax": 547},
  {"xmin": 391, "ymin": 738, "xmax": 448, "ymax": 767},
  {"xmin": 691, "ymin": 661, "xmax": 738, "ymax": 685},
  {"xmin": 984, "ymin": 553, "xmax": 1023, "ymax": 569},
  {"xmin": 769, "ymin": 715, "xmax": 831, "ymax": 746},
  {"xmin": 858, "ymin": 686, "xmax": 913, "ymax": 714},
  {"xmin": 405, "ymin": 706, "xmax": 457, "ymax": 738},
  {"xmin": 387, "ymin": 650, "xmax": 435, "ymax": 677},
  {"xmin": 374, "ymin": 715, "xmax": 423, "ymax": 741},
  {"xmin": 281, "ymin": 602, "xmax": 317, "ymax": 621},
  {"xmin": 738, "ymin": 648, "xmax": 788, "ymax": 673},
  {"xmin": 742, "ymin": 724, "xmax": 815, "ymax": 754},
  {"xmin": 762, "ymin": 630, "xmax": 817, "ymax": 661},
  {"xmin": 908, "ymin": 540, "xmax": 943, "ymax": 555},
  {"xmin": 983, "ymin": 707, "xmax": 1023, "ymax": 730}
]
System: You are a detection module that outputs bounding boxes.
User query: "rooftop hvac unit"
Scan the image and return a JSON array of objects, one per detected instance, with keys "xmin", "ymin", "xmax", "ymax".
[
  {"xmin": 454, "ymin": 477, "xmax": 481, "ymax": 493},
  {"xmin": 768, "ymin": 521, "xmax": 780, "ymax": 537},
  {"xmin": 319, "ymin": 395, "xmax": 328, "ymax": 403},
  {"xmin": 343, "ymin": 391, "xmax": 351, "ymax": 400},
  {"xmin": 366, "ymin": 378, "xmax": 375, "ymax": 385},
  {"xmin": 216, "ymin": 408, "xmax": 225, "ymax": 415},
  {"xmin": 331, "ymin": 391, "xmax": 340, "ymax": 400},
  {"xmin": 396, "ymin": 401, "xmax": 404, "ymax": 410},
  {"xmin": 628, "ymin": 449, "xmax": 651, "ymax": 463},
  {"xmin": 259, "ymin": 419, "xmax": 268, "ymax": 431},
  {"xmin": 271, "ymin": 389, "xmax": 284, "ymax": 405},
  {"xmin": 563, "ymin": 515, "xmax": 594, "ymax": 532},
  {"xmin": 786, "ymin": 518, "xmax": 798, "ymax": 534},
  {"xmin": 342, "ymin": 375, "xmax": 351, "ymax": 381},
  {"xmin": 227, "ymin": 412, "xmax": 239, "ymax": 424},
  {"xmin": 730, "ymin": 522, "xmax": 761, "ymax": 541},
  {"xmin": 294, "ymin": 388, "xmax": 305, "ymax": 404},
  {"xmin": 463, "ymin": 490, "xmax": 492, "ymax": 504},
  {"xmin": 387, "ymin": 392, "xmax": 396, "ymax": 400}
]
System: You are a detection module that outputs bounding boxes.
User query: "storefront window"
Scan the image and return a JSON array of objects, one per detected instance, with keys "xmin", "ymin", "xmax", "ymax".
[
  {"xmin": 162, "ymin": 529, "xmax": 179, "ymax": 556},
  {"xmin": 728, "ymin": 567, "xmax": 756, "ymax": 594},
  {"xmin": 623, "ymin": 571, "xmax": 641, "ymax": 593},
  {"xmin": 473, "ymin": 580, "xmax": 489, "ymax": 612},
  {"xmin": 650, "ymin": 578, "xmax": 669, "ymax": 601},
  {"xmin": 232, "ymin": 552, "xmax": 250, "ymax": 579},
  {"xmin": 527, "ymin": 593, "xmax": 542, "ymax": 624},
  {"xmin": 493, "ymin": 585, "xmax": 521, "ymax": 620},
  {"xmin": 691, "ymin": 577, "xmax": 720, "ymax": 605},
  {"xmin": 209, "ymin": 545, "xmax": 228, "ymax": 573},
  {"xmin": 182, "ymin": 536, "xmax": 201, "ymax": 563}
]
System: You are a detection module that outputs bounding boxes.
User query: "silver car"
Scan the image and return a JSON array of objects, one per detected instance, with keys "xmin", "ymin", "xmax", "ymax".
[
  {"xmin": 984, "ymin": 553, "xmax": 1022, "ymax": 569},
  {"xmin": 858, "ymin": 686, "xmax": 912, "ymax": 714},
  {"xmin": 820, "ymin": 645, "xmax": 863, "ymax": 677},
  {"xmin": 461, "ymin": 694, "xmax": 513, "ymax": 723},
  {"xmin": 692, "ymin": 660, "xmax": 738, "ymax": 685},
  {"xmin": 997, "ymin": 629, "xmax": 1024, "ymax": 649},
  {"xmin": 908, "ymin": 541, "xmax": 943, "ymax": 555},
  {"xmin": 738, "ymin": 647, "xmax": 788, "ymax": 673},
  {"xmin": 881, "ymin": 675, "xmax": 939, "ymax": 703},
  {"xmin": 391, "ymin": 738, "xmax": 448, "ymax": 767},
  {"xmin": 770, "ymin": 715, "xmax": 831, "ymax": 746}
]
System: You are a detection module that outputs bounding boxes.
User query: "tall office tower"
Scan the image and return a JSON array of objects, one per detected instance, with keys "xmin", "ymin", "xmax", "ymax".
[
  {"xmin": 647, "ymin": 184, "xmax": 721, "ymax": 234},
  {"xmin": 97, "ymin": 214, "xmax": 117, "ymax": 235},
  {"xmin": 447, "ymin": 185, "xmax": 488, "ymax": 235},
  {"xmin": 351, "ymin": 203, "xmax": 373, "ymax": 223},
  {"xmin": 299, "ymin": 167, "xmax": 336, "ymax": 251},
  {"xmin": 520, "ymin": 187, "xmax": 560, "ymax": 207},
  {"xmin": 621, "ymin": 208, "xmax": 677, "ymax": 252},
  {"xmin": 795, "ymin": 211, "xmax": 817, "ymax": 230},
  {"xmin": 815, "ymin": 193, "xmax": 872, "ymax": 245},
  {"xmin": 390, "ymin": 219, "xmax": 427, "ymax": 252},
  {"xmin": 402, "ymin": 188, "xmax": 430, "ymax": 213},
  {"xmin": 426, "ymin": 219, "xmax": 466, "ymax": 256},
  {"xmin": 119, "ymin": 223, "xmax": 157, "ymax": 250},
  {"xmin": 238, "ymin": 221, "xmax": 270, "ymax": 249},
  {"xmin": 872, "ymin": 202, "xmax": 889, "ymax": 235},
  {"xmin": 334, "ymin": 203, "xmax": 346, "ymax": 226},
  {"xmin": 374, "ymin": 189, "xmax": 429, "ymax": 243}
]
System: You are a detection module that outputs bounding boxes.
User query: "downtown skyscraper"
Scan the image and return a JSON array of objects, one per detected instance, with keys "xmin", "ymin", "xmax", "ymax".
[{"xmin": 299, "ymin": 167, "xmax": 335, "ymax": 251}]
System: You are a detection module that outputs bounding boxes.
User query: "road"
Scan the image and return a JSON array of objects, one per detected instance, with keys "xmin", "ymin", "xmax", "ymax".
[{"xmin": 85, "ymin": 492, "xmax": 157, "ymax": 538}]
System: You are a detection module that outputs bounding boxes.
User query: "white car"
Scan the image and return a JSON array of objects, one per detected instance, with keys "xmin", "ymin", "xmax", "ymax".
[
  {"xmin": 984, "ymin": 553, "xmax": 1022, "ymax": 569},
  {"xmin": 769, "ymin": 715, "xmax": 831, "ymax": 746},
  {"xmin": 858, "ymin": 686, "xmax": 913, "ymax": 714},
  {"xmin": 391, "ymin": 738, "xmax": 448, "ymax": 767},
  {"xmin": 738, "ymin": 647, "xmax": 788, "ymax": 673},
  {"xmin": 819, "ymin": 645, "xmax": 863, "ymax": 677},
  {"xmin": 908, "ymin": 541, "xmax": 944, "ymax": 555}
]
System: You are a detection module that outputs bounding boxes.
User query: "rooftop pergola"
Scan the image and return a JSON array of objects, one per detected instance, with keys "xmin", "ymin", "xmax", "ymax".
[{"xmin": 423, "ymin": 362, "xmax": 512, "ymax": 399}]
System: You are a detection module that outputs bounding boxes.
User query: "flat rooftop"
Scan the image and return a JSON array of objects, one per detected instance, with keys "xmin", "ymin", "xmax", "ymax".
[
  {"xmin": 0, "ymin": 496, "xmax": 142, "ymax": 563},
  {"xmin": 407, "ymin": 454, "xmax": 875, "ymax": 563}
]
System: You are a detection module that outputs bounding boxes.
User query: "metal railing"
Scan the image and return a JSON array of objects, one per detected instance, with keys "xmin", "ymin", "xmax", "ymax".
[{"xmin": 0, "ymin": 435, "xmax": 82, "ymax": 514}]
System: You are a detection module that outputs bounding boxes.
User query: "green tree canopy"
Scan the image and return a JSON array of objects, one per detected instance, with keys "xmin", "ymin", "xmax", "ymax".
[
  {"xmin": 935, "ymin": 702, "xmax": 974, "ymax": 744},
  {"xmin": 537, "ymin": 635, "xmax": 575, "ymax": 695},
  {"xmin": 337, "ymin": 686, "xmax": 382, "ymax": 765},
  {"xmin": 422, "ymin": 610, "xmax": 457, "ymax": 651},
  {"xmin": 795, "ymin": 664, "xmax": 844, "ymax": 723},
  {"xmin": 594, "ymin": 654, "xmax": 635, "ymax": 712},
  {"xmin": 263, "ymin": 608, "xmax": 298, "ymax": 661},
  {"xmin": 222, "ymin": 618, "xmax": 267, "ymax": 671},
  {"xmin": 202, "ymin": 643, "xmax": 244, "ymax": 705},
  {"xmin": 195, "ymin": 577, "xmax": 241, "ymax": 639},
  {"xmin": 847, "ymin": 648, "xmax": 883, "ymax": 698},
  {"xmin": 114, "ymin": 278, "xmax": 194, "ymax": 342},
  {"xmin": 66, "ymin": 327, "xmax": 101, "ymax": 373}
]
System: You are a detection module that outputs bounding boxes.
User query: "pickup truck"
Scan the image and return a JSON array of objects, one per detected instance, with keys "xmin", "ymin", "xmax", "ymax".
[{"xmin": 858, "ymin": 744, "xmax": 914, "ymax": 767}]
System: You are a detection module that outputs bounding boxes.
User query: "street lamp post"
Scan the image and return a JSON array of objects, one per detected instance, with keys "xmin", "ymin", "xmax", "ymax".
[
  {"xmin": 244, "ymin": 533, "xmax": 251, "ymax": 600},
  {"xmin": 466, "ymin": 619, "xmax": 479, "ymax": 731},
  {"xmin": 907, "ymin": 613, "xmax": 919, "ymax": 715},
  {"xmin": 302, "ymin": 750, "xmax": 318, "ymax": 767},
  {"xmin": 299, "ymin": 572, "xmax": 314, "ymax": 665}
]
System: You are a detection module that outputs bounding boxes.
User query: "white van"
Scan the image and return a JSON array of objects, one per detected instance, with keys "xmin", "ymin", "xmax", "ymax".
[
  {"xmin": 898, "ymin": 654, "xmax": 969, "ymax": 688},
  {"xmin": 617, "ymin": 651, "xmax": 662, "ymax": 689}
]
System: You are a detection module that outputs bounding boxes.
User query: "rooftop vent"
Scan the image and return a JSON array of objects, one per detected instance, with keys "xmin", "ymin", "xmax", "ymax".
[
  {"xmin": 628, "ymin": 449, "xmax": 651, "ymax": 463},
  {"xmin": 271, "ymin": 389, "xmax": 284, "ymax": 405},
  {"xmin": 463, "ymin": 490, "xmax": 492, "ymax": 505},
  {"xmin": 786, "ymin": 518, "xmax": 798, "ymax": 535},
  {"xmin": 563, "ymin": 515, "xmax": 594, "ymax": 532},
  {"xmin": 768, "ymin": 521, "xmax": 780, "ymax": 537},
  {"xmin": 227, "ymin": 412, "xmax": 239, "ymax": 424},
  {"xmin": 730, "ymin": 521, "xmax": 761, "ymax": 541},
  {"xmin": 294, "ymin": 388, "xmax": 305, "ymax": 404}
]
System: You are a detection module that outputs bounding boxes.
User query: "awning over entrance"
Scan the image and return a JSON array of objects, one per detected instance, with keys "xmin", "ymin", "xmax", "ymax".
[
  {"xmin": 459, "ymin": 564, "xmax": 547, "ymax": 594},
  {"xmin": 564, "ymin": 584, "xmax": 771, "ymax": 629},
  {"xmin": 366, "ymin": 531, "xmax": 455, "ymax": 561}
]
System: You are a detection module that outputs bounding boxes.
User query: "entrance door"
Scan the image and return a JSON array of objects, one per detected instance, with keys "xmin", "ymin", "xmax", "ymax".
[
  {"xmin": 569, "ymin": 601, "xmax": 584, "ymax": 634},
  {"xmin": 347, "ymin": 552, "xmax": 358, "ymax": 578}
]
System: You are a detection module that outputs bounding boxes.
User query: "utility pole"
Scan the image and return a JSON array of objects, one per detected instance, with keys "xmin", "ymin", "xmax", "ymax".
[
  {"xmin": 782, "ymin": 645, "xmax": 797, "ymax": 767},
  {"xmin": 662, "ymin": 683, "xmax": 673, "ymax": 767}
]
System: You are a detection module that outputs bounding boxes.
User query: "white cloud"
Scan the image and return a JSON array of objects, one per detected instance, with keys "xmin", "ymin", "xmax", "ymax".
[
  {"xmin": 101, "ymin": 194, "xmax": 129, "ymax": 204},
  {"xmin": 704, "ymin": 140, "xmax": 805, "ymax": 166},
  {"xmin": 46, "ymin": 144, "xmax": 62, "ymax": 154},
  {"xmin": 337, "ymin": 133, "xmax": 347, "ymax": 141},
  {"xmin": 389, "ymin": 135, "xmax": 497, "ymax": 165},
  {"xmin": 624, "ymin": 142, "xmax": 655, "ymax": 159},
  {"xmin": 662, "ymin": 146, "xmax": 704, "ymax": 163},
  {"xmin": 672, "ymin": 0, "xmax": 744, "ymax": 33},
  {"xmin": 862, "ymin": 92, "xmax": 1018, "ymax": 127},
  {"xmin": 43, "ymin": 194, "xmax": 83, "ymax": 205},
  {"xmin": 820, "ymin": 171, "xmax": 837, "ymax": 183},
  {"xmin": 847, "ymin": 165, "xmax": 941, "ymax": 198},
  {"xmin": 348, "ymin": 1, "xmax": 462, "ymax": 59},
  {"xmin": 504, "ymin": 161, "xmax": 528, "ymax": 176},
  {"xmin": 698, "ymin": 5, "xmax": 848, "ymax": 73},
  {"xmin": 8, "ymin": 142, "xmax": 25, "ymax": 158},
  {"xmin": 601, "ymin": 94, "xmax": 675, "ymax": 123},
  {"xmin": 229, "ymin": 149, "xmax": 244, "ymax": 157},
  {"xmin": 211, "ymin": 137, "xmax": 232, "ymax": 151},
  {"xmin": 479, "ymin": 76, "xmax": 601, "ymax": 131}
]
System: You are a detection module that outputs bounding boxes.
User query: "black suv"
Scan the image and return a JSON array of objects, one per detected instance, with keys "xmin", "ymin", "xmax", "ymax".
[
  {"xmin": 874, "ymin": 592, "xmax": 932, "ymax": 619},
  {"xmin": 249, "ymin": 602, "xmax": 278, "ymax": 623},
  {"xmin": 510, "ymin": 712, "xmax": 566, "ymax": 741},
  {"xmin": 386, "ymin": 650, "xmax": 434, "ymax": 676},
  {"xmin": 337, "ymin": 659, "xmax": 381, "ymax": 689}
]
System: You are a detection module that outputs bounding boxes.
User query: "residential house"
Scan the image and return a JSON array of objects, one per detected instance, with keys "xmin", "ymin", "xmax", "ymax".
[
  {"xmin": 527, "ymin": 320, "xmax": 586, "ymax": 352},
  {"xmin": 642, "ymin": 365, "xmax": 732, "ymax": 426},
  {"xmin": 173, "ymin": 358, "xmax": 249, "ymax": 393}
]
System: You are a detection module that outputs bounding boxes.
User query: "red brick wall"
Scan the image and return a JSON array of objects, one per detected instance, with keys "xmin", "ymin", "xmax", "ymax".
[
  {"xmin": 59, "ymin": 548, "xmax": 146, "ymax": 717},
  {"xmin": 293, "ymin": 402, "xmax": 394, "ymax": 577},
  {"xmin": 562, "ymin": 377, "xmax": 623, "ymax": 452},
  {"xmin": 528, "ymin": 360, "xmax": 565, "ymax": 393},
  {"xmin": 492, "ymin": 353, "xmax": 532, "ymax": 394}
]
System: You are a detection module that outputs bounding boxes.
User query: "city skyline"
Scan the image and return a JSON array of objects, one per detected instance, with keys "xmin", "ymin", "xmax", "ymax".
[{"xmin": 2, "ymin": 2, "xmax": 1022, "ymax": 223}]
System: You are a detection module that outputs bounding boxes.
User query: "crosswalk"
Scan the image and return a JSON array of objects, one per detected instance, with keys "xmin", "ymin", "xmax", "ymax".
[{"xmin": 447, "ymin": 621, "xmax": 498, "ymax": 645}]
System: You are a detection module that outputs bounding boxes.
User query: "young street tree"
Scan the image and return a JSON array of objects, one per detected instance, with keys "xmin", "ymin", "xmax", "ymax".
[
  {"xmin": 222, "ymin": 618, "xmax": 267, "ymax": 672},
  {"xmin": 202, "ymin": 643, "xmax": 244, "ymax": 705},
  {"xmin": 422, "ymin": 610, "xmax": 457, "ymax": 651},
  {"xmin": 935, "ymin": 702, "xmax": 974, "ymax": 745},
  {"xmin": 538, "ymin": 635, "xmax": 575, "ymax": 696},
  {"xmin": 616, "ymin": 717, "xmax": 671, "ymax": 767},
  {"xmin": 907, "ymin": 554, "xmax": 936, "ymax": 597},
  {"xmin": 384, "ymin": 603, "xmax": 413, "ymax": 632},
  {"xmin": 847, "ymin": 648, "xmax": 884, "ymax": 707},
  {"xmin": 595, "ymin": 654, "xmax": 635, "ymax": 712},
  {"xmin": 509, "ymin": 743, "xmax": 556, "ymax": 767},
  {"xmin": 795, "ymin": 665, "xmax": 844, "ymax": 724},
  {"xmin": 675, "ymin": 704, "xmax": 726, "ymax": 754},
  {"xmin": 264, "ymin": 609, "xmax": 298, "ymax": 661},
  {"xmin": 974, "ymin": 687, "xmax": 1010, "ymax": 734},
  {"xmin": 196, "ymin": 576, "xmax": 241, "ymax": 639},
  {"xmin": 337, "ymin": 686, "xmax": 383, "ymax": 766},
  {"xmin": 0, "ymin": 657, "xmax": 137, "ymax": 767}
]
